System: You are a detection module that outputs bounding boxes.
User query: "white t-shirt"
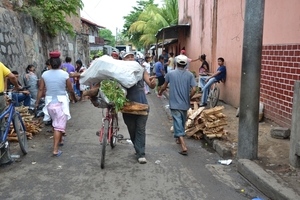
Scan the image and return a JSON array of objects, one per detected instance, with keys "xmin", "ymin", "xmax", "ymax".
[{"xmin": 142, "ymin": 61, "xmax": 151, "ymax": 74}]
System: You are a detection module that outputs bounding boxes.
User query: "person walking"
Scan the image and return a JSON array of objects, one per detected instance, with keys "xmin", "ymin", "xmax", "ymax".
[
  {"xmin": 166, "ymin": 52, "xmax": 175, "ymax": 73},
  {"xmin": 35, "ymin": 51, "xmax": 76, "ymax": 157},
  {"xmin": 155, "ymin": 55, "xmax": 165, "ymax": 97},
  {"xmin": 61, "ymin": 56, "xmax": 76, "ymax": 103},
  {"xmin": 199, "ymin": 57, "xmax": 226, "ymax": 107},
  {"xmin": 142, "ymin": 56, "xmax": 151, "ymax": 94},
  {"xmin": 0, "ymin": 62, "xmax": 21, "ymax": 165},
  {"xmin": 158, "ymin": 55, "xmax": 197, "ymax": 155},
  {"xmin": 122, "ymin": 52, "xmax": 156, "ymax": 164}
]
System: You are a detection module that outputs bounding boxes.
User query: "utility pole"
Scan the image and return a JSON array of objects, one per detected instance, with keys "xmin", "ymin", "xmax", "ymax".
[{"xmin": 238, "ymin": 0, "xmax": 265, "ymax": 159}]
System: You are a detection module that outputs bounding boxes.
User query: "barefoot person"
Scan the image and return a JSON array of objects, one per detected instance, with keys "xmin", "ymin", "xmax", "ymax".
[
  {"xmin": 159, "ymin": 55, "xmax": 196, "ymax": 155},
  {"xmin": 35, "ymin": 51, "xmax": 76, "ymax": 157}
]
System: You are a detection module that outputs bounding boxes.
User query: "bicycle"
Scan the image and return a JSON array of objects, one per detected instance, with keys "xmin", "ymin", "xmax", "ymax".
[
  {"xmin": 0, "ymin": 89, "xmax": 29, "ymax": 161},
  {"xmin": 207, "ymin": 81, "xmax": 220, "ymax": 108},
  {"xmin": 96, "ymin": 103, "xmax": 121, "ymax": 169}
]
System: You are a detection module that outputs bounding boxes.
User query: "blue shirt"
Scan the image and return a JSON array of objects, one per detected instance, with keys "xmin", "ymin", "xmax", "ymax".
[
  {"xmin": 215, "ymin": 66, "xmax": 226, "ymax": 81},
  {"xmin": 165, "ymin": 69, "xmax": 197, "ymax": 110},
  {"xmin": 155, "ymin": 61, "xmax": 164, "ymax": 77}
]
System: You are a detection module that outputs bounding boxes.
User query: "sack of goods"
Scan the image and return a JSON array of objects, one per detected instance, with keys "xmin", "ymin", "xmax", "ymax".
[{"xmin": 79, "ymin": 55, "xmax": 144, "ymax": 88}]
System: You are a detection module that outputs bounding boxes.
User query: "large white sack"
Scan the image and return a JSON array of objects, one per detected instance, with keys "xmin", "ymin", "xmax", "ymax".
[{"xmin": 79, "ymin": 55, "xmax": 144, "ymax": 88}]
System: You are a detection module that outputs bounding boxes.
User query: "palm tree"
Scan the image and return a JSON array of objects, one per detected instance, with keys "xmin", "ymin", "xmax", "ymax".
[{"xmin": 129, "ymin": 0, "xmax": 178, "ymax": 47}]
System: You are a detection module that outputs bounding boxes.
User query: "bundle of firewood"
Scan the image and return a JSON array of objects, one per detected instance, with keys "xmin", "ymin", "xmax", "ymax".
[
  {"xmin": 7, "ymin": 106, "xmax": 44, "ymax": 142},
  {"xmin": 184, "ymin": 102, "xmax": 227, "ymax": 140}
]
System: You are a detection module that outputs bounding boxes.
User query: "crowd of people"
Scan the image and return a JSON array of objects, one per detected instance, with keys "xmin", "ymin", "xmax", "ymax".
[{"xmin": 0, "ymin": 48, "xmax": 226, "ymax": 166}]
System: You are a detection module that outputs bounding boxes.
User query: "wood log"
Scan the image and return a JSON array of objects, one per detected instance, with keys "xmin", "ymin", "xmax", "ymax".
[
  {"xmin": 192, "ymin": 132, "xmax": 203, "ymax": 140},
  {"xmin": 201, "ymin": 106, "xmax": 224, "ymax": 116},
  {"xmin": 8, "ymin": 133, "xmax": 17, "ymax": 137},
  {"xmin": 121, "ymin": 102, "xmax": 148, "ymax": 111},
  {"xmin": 121, "ymin": 110, "xmax": 148, "ymax": 116},
  {"xmin": 185, "ymin": 123, "xmax": 205, "ymax": 137},
  {"xmin": 215, "ymin": 113, "xmax": 226, "ymax": 118},
  {"xmin": 187, "ymin": 108, "xmax": 193, "ymax": 118},
  {"xmin": 193, "ymin": 102, "xmax": 199, "ymax": 110},
  {"xmin": 203, "ymin": 127, "xmax": 224, "ymax": 135},
  {"xmin": 204, "ymin": 119, "xmax": 227, "ymax": 128},
  {"xmin": 8, "ymin": 136, "xmax": 18, "ymax": 142},
  {"xmin": 189, "ymin": 107, "xmax": 205, "ymax": 120}
]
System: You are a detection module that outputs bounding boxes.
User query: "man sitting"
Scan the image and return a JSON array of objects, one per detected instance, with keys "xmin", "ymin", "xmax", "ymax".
[
  {"xmin": 199, "ymin": 57, "xmax": 226, "ymax": 107},
  {"xmin": 5, "ymin": 71, "xmax": 31, "ymax": 107}
]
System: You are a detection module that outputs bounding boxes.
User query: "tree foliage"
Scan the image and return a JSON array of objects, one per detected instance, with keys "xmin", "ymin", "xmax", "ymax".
[
  {"xmin": 19, "ymin": 0, "xmax": 83, "ymax": 37},
  {"xmin": 100, "ymin": 29, "xmax": 116, "ymax": 46},
  {"xmin": 124, "ymin": 0, "xmax": 178, "ymax": 48},
  {"xmin": 122, "ymin": 0, "xmax": 156, "ymax": 49}
]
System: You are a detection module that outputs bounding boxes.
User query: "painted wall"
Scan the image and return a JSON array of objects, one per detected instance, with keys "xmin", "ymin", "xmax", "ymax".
[{"xmin": 178, "ymin": 0, "xmax": 300, "ymax": 127}]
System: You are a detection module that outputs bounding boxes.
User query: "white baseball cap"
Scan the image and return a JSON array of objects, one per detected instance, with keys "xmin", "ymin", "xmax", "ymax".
[{"xmin": 176, "ymin": 55, "xmax": 188, "ymax": 65}]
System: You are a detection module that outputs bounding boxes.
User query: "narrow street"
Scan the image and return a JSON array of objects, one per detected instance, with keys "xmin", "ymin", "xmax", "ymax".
[{"xmin": 0, "ymin": 93, "xmax": 268, "ymax": 200}]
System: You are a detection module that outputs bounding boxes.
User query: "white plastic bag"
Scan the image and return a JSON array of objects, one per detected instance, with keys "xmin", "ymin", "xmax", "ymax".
[{"xmin": 79, "ymin": 55, "xmax": 144, "ymax": 88}]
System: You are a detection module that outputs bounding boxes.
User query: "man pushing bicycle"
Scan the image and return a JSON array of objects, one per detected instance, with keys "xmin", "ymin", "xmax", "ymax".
[{"xmin": 0, "ymin": 62, "xmax": 21, "ymax": 165}]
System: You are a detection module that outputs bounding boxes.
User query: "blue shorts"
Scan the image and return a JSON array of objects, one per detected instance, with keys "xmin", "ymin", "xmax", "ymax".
[{"xmin": 171, "ymin": 109, "xmax": 187, "ymax": 138}]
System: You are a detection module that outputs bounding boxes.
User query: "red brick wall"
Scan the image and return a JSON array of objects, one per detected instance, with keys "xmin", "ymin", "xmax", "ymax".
[{"xmin": 260, "ymin": 44, "xmax": 300, "ymax": 128}]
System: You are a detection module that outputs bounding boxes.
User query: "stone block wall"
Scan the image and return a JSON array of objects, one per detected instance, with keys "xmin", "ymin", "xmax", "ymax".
[
  {"xmin": 0, "ymin": 5, "xmax": 89, "ymax": 81},
  {"xmin": 260, "ymin": 44, "xmax": 300, "ymax": 127}
]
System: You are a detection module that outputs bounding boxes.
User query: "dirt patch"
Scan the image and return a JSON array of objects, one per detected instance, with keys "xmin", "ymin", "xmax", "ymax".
[{"xmin": 218, "ymin": 101, "xmax": 300, "ymax": 195}]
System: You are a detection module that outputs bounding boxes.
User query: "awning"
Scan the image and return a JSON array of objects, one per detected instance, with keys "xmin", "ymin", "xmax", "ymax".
[
  {"xmin": 155, "ymin": 24, "xmax": 190, "ymax": 40},
  {"xmin": 150, "ymin": 39, "xmax": 178, "ymax": 50}
]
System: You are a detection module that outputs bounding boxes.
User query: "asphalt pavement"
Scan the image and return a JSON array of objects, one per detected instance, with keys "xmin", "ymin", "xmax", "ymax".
[{"xmin": 0, "ymin": 93, "xmax": 269, "ymax": 200}]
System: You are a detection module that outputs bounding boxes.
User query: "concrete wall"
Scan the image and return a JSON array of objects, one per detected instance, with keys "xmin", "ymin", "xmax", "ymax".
[
  {"xmin": 0, "ymin": 4, "xmax": 89, "ymax": 81},
  {"xmin": 178, "ymin": 0, "xmax": 300, "ymax": 127}
]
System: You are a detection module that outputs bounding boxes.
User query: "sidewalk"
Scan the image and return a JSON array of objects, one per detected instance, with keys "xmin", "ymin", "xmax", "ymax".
[{"xmin": 162, "ymin": 89, "xmax": 300, "ymax": 200}]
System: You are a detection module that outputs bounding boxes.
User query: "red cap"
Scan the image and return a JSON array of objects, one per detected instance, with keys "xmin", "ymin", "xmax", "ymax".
[
  {"xmin": 49, "ymin": 51, "xmax": 61, "ymax": 58},
  {"xmin": 180, "ymin": 50, "xmax": 186, "ymax": 55}
]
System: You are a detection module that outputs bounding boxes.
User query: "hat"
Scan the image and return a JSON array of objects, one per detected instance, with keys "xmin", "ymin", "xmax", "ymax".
[
  {"xmin": 122, "ymin": 51, "xmax": 134, "ymax": 59},
  {"xmin": 49, "ymin": 51, "xmax": 60, "ymax": 58},
  {"xmin": 176, "ymin": 55, "xmax": 188, "ymax": 65},
  {"xmin": 180, "ymin": 50, "xmax": 186, "ymax": 55}
]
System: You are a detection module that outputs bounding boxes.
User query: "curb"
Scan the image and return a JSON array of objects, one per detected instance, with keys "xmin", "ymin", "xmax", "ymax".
[
  {"xmin": 237, "ymin": 159, "xmax": 300, "ymax": 200},
  {"xmin": 163, "ymin": 91, "xmax": 300, "ymax": 199}
]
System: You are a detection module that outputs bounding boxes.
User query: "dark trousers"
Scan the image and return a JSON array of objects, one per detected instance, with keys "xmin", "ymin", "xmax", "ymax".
[{"xmin": 122, "ymin": 113, "xmax": 148, "ymax": 159}]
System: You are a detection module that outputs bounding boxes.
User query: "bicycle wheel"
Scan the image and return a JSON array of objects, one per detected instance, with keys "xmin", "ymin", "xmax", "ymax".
[
  {"xmin": 209, "ymin": 86, "xmax": 220, "ymax": 108},
  {"xmin": 100, "ymin": 120, "xmax": 109, "ymax": 169},
  {"xmin": 110, "ymin": 115, "xmax": 118, "ymax": 148},
  {"xmin": 13, "ymin": 113, "xmax": 28, "ymax": 155}
]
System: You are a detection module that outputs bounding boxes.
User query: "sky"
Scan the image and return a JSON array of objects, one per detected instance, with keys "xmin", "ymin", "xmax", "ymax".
[{"xmin": 80, "ymin": 0, "xmax": 162, "ymax": 35}]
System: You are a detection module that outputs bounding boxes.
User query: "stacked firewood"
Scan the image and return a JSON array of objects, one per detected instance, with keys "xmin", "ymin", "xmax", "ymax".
[
  {"xmin": 184, "ymin": 102, "xmax": 227, "ymax": 140},
  {"xmin": 7, "ymin": 106, "xmax": 43, "ymax": 142}
]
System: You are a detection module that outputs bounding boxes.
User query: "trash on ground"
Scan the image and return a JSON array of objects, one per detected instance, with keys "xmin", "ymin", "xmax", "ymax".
[
  {"xmin": 218, "ymin": 159, "xmax": 232, "ymax": 165},
  {"xmin": 155, "ymin": 160, "xmax": 161, "ymax": 164},
  {"xmin": 11, "ymin": 155, "xmax": 20, "ymax": 159},
  {"xmin": 165, "ymin": 105, "xmax": 169, "ymax": 109},
  {"xmin": 126, "ymin": 139, "xmax": 132, "ymax": 144},
  {"xmin": 49, "ymin": 136, "xmax": 53, "ymax": 139},
  {"xmin": 252, "ymin": 198, "xmax": 262, "ymax": 200},
  {"xmin": 32, "ymin": 161, "xmax": 37, "ymax": 165}
]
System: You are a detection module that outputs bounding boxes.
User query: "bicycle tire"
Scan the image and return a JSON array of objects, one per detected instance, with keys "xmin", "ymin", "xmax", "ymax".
[
  {"xmin": 100, "ymin": 120, "xmax": 109, "ymax": 169},
  {"xmin": 13, "ymin": 113, "xmax": 28, "ymax": 155},
  {"xmin": 110, "ymin": 115, "xmax": 118, "ymax": 148},
  {"xmin": 209, "ymin": 87, "xmax": 220, "ymax": 108}
]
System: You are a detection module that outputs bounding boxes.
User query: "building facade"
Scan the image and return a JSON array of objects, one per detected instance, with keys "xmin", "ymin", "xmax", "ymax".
[{"xmin": 177, "ymin": 0, "xmax": 300, "ymax": 128}]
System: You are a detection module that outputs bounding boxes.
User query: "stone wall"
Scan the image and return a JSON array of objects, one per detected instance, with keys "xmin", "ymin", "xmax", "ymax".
[{"xmin": 0, "ymin": 6, "xmax": 89, "ymax": 81}]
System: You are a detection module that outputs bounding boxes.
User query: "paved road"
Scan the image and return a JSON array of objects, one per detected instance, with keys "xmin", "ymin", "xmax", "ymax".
[{"xmin": 0, "ymin": 93, "xmax": 268, "ymax": 200}]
